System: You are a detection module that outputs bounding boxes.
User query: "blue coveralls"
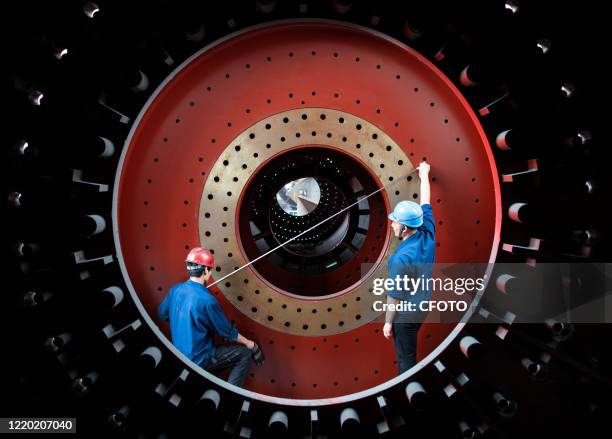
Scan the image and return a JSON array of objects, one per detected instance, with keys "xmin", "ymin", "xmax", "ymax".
[
  {"xmin": 386, "ymin": 203, "xmax": 436, "ymax": 374},
  {"xmin": 157, "ymin": 280, "xmax": 251, "ymax": 386}
]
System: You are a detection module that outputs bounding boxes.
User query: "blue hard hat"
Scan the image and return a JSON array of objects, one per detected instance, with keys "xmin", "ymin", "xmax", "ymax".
[{"xmin": 388, "ymin": 200, "xmax": 423, "ymax": 228}]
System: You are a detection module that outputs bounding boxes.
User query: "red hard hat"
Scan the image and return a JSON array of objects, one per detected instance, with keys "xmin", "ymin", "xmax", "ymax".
[{"xmin": 185, "ymin": 247, "xmax": 215, "ymax": 268}]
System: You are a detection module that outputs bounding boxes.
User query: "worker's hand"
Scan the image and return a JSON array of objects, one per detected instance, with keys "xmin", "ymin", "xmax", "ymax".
[
  {"xmin": 417, "ymin": 162, "xmax": 430, "ymax": 179},
  {"xmin": 383, "ymin": 322, "xmax": 393, "ymax": 340},
  {"xmin": 245, "ymin": 339, "xmax": 256, "ymax": 350},
  {"xmin": 251, "ymin": 343, "xmax": 265, "ymax": 366}
]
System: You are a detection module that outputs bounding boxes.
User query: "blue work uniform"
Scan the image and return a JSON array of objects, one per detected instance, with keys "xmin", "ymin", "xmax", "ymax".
[
  {"xmin": 157, "ymin": 280, "xmax": 238, "ymax": 368},
  {"xmin": 387, "ymin": 203, "xmax": 435, "ymax": 374},
  {"xmin": 387, "ymin": 203, "xmax": 436, "ymax": 316}
]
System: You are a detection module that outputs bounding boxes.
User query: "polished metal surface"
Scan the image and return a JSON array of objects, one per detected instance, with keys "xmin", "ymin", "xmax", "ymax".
[{"xmin": 200, "ymin": 107, "xmax": 416, "ymax": 335}]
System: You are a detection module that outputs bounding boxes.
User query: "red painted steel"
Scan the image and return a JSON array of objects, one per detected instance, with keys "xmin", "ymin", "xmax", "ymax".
[{"xmin": 116, "ymin": 21, "xmax": 501, "ymax": 398}]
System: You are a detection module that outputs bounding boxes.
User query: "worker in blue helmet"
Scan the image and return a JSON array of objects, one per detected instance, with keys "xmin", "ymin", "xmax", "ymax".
[{"xmin": 383, "ymin": 161, "xmax": 436, "ymax": 375}]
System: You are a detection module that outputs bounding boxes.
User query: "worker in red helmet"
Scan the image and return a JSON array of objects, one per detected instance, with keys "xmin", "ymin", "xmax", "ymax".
[{"xmin": 157, "ymin": 247, "xmax": 263, "ymax": 387}]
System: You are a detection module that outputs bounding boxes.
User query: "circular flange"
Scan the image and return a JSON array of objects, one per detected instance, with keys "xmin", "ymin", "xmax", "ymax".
[
  {"xmin": 113, "ymin": 19, "xmax": 501, "ymax": 399},
  {"xmin": 201, "ymin": 108, "xmax": 417, "ymax": 335}
]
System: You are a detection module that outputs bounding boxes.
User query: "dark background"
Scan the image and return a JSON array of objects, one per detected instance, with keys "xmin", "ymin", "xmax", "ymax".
[{"xmin": 1, "ymin": 1, "xmax": 609, "ymax": 438}]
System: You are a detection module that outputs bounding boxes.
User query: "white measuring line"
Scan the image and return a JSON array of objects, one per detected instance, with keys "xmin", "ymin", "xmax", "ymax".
[{"xmin": 208, "ymin": 166, "xmax": 421, "ymax": 287}]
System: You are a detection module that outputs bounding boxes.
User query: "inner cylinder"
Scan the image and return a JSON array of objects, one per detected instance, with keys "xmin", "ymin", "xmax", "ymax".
[{"xmin": 237, "ymin": 146, "xmax": 387, "ymax": 297}]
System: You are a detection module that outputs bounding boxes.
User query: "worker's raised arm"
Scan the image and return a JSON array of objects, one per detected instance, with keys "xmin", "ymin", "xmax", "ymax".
[{"xmin": 418, "ymin": 162, "xmax": 431, "ymax": 205}]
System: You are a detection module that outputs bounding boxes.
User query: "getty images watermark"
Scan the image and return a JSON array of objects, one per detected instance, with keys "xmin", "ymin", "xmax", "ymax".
[
  {"xmin": 371, "ymin": 274, "xmax": 486, "ymax": 313},
  {"xmin": 359, "ymin": 262, "xmax": 612, "ymax": 324}
]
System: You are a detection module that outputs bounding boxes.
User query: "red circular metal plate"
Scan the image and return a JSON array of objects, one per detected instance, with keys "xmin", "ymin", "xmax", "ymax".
[{"xmin": 114, "ymin": 20, "xmax": 501, "ymax": 399}]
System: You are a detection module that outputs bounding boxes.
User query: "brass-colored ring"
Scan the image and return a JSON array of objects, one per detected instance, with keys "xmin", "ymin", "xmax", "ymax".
[{"xmin": 199, "ymin": 108, "xmax": 418, "ymax": 335}]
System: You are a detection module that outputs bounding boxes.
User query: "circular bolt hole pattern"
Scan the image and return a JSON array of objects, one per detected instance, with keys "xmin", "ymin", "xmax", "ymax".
[
  {"xmin": 200, "ymin": 109, "xmax": 424, "ymax": 338},
  {"xmin": 115, "ymin": 25, "xmax": 498, "ymax": 401}
]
